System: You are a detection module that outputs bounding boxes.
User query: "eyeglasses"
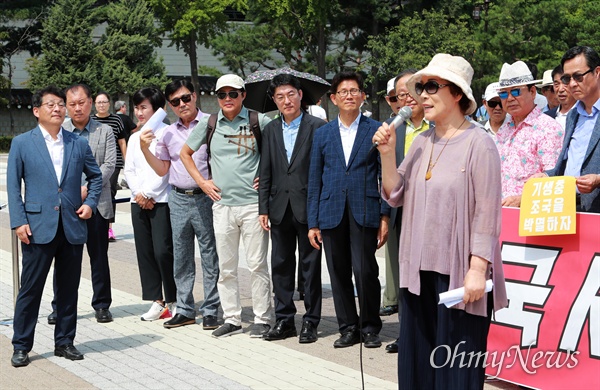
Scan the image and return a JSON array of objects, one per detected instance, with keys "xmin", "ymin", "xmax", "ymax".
[
  {"xmin": 387, "ymin": 91, "xmax": 410, "ymax": 103},
  {"xmin": 336, "ymin": 88, "xmax": 361, "ymax": 98},
  {"xmin": 40, "ymin": 101, "xmax": 66, "ymax": 110},
  {"xmin": 414, "ymin": 81, "xmax": 449, "ymax": 96},
  {"xmin": 273, "ymin": 91, "xmax": 298, "ymax": 103},
  {"xmin": 95, "ymin": 100, "xmax": 109, "ymax": 105},
  {"xmin": 169, "ymin": 93, "xmax": 193, "ymax": 107},
  {"xmin": 216, "ymin": 90, "xmax": 241, "ymax": 100},
  {"xmin": 560, "ymin": 68, "xmax": 593, "ymax": 84},
  {"xmin": 487, "ymin": 100, "xmax": 502, "ymax": 109},
  {"xmin": 498, "ymin": 87, "xmax": 526, "ymax": 100}
]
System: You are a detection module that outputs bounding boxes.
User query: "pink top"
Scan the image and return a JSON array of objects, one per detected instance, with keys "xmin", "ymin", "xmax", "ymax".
[
  {"xmin": 383, "ymin": 125, "xmax": 508, "ymax": 317},
  {"xmin": 155, "ymin": 109, "xmax": 210, "ymax": 188},
  {"xmin": 495, "ymin": 107, "xmax": 564, "ymax": 197}
]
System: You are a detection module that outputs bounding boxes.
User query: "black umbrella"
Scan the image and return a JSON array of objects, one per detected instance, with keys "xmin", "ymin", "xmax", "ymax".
[{"xmin": 244, "ymin": 68, "xmax": 331, "ymax": 113}]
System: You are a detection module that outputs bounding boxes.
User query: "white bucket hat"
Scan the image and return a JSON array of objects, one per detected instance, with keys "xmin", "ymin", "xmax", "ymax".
[
  {"xmin": 536, "ymin": 69, "xmax": 553, "ymax": 88},
  {"xmin": 498, "ymin": 61, "xmax": 542, "ymax": 88},
  {"xmin": 484, "ymin": 82, "xmax": 501, "ymax": 101},
  {"xmin": 406, "ymin": 53, "xmax": 477, "ymax": 115}
]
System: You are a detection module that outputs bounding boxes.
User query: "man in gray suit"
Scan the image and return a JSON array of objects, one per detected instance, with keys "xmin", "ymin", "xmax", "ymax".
[
  {"xmin": 48, "ymin": 84, "xmax": 117, "ymax": 324},
  {"xmin": 8, "ymin": 86, "xmax": 102, "ymax": 366},
  {"xmin": 542, "ymin": 46, "xmax": 600, "ymax": 213},
  {"xmin": 381, "ymin": 69, "xmax": 430, "ymax": 353},
  {"xmin": 259, "ymin": 74, "xmax": 326, "ymax": 343}
]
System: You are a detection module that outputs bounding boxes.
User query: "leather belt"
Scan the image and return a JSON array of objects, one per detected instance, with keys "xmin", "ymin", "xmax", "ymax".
[{"xmin": 172, "ymin": 186, "xmax": 203, "ymax": 195}]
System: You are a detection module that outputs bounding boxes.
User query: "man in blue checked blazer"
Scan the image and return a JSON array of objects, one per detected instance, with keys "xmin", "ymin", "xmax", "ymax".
[
  {"xmin": 307, "ymin": 71, "xmax": 390, "ymax": 349},
  {"xmin": 8, "ymin": 86, "xmax": 102, "ymax": 367}
]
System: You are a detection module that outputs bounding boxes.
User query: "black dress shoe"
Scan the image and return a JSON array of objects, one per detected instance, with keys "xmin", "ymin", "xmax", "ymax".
[
  {"xmin": 362, "ymin": 332, "xmax": 382, "ymax": 348},
  {"xmin": 385, "ymin": 340, "xmax": 399, "ymax": 353},
  {"xmin": 163, "ymin": 313, "xmax": 196, "ymax": 328},
  {"xmin": 11, "ymin": 350, "xmax": 30, "ymax": 367},
  {"xmin": 299, "ymin": 321, "xmax": 318, "ymax": 344},
  {"xmin": 47, "ymin": 311, "xmax": 57, "ymax": 325},
  {"xmin": 333, "ymin": 327, "xmax": 360, "ymax": 348},
  {"xmin": 54, "ymin": 344, "xmax": 84, "ymax": 360},
  {"xmin": 379, "ymin": 305, "xmax": 398, "ymax": 316},
  {"xmin": 202, "ymin": 315, "xmax": 219, "ymax": 330},
  {"xmin": 264, "ymin": 320, "xmax": 297, "ymax": 341},
  {"xmin": 95, "ymin": 308, "xmax": 113, "ymax": 323}
]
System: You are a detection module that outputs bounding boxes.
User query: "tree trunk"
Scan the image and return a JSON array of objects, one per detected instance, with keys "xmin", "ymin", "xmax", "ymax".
[
  {"xmin": 370, "ymin": 20, "xmax": 380, "ymax": 121},
  {"xmin": 317, "ymin": 22, "xmax": 329, "ymax": 116},
  {"xmin": 187, "ymin": 34, "xmax": 202, "ymax": 110}
]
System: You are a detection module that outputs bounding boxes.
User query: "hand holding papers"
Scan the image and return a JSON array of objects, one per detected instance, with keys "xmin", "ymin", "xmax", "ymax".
[
  {"xmin": 140, "ymin": 107, "xmax": 167, "ymax": 133},
  {"xmin": 439, "ymin": 279, "xmax": 493, "ymax": 308}
]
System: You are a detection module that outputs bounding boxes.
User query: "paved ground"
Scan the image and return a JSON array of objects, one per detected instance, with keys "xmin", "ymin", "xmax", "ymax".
[{"xmin": 0, "ymin": 154, "xmax": 518, "ymax": 389}]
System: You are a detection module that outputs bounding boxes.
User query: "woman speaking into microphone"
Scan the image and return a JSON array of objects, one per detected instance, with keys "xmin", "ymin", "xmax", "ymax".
[{"xmin": 373, "ymin": 54, "xmax": 507, "ymax": 390}]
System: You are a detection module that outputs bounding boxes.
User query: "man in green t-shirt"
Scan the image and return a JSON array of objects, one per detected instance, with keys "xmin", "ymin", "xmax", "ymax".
[{"xmin": 181, "ymin": 74, "xmax": 273, "ymax": 338}]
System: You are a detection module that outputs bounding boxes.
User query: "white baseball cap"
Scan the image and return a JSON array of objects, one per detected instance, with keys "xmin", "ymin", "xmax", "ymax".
[{"xmin": 216, "ymin": 74, "xmax": 245, "ymax": 91}]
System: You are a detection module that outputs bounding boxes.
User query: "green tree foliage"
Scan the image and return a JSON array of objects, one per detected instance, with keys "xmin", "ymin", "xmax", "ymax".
[
  {"xmin": 0, "ymin": 0, "xmax": 49, "ymax": 105},
  {"xmin": 210, "ymin": 23, "xmax": 279, "ymax": 78},
  {"xmin": 148, "ymin": 0, "xmax": 248, "ymax": 101},
  {"xmin": 26, "ymin": 0, "xmax": 99, "ymax": 91},
  {"xmin": 94, "ymin": 0, "xmax": 167, "ymax": 97},
  {"xmin": 367, "ymin": 9, "xmax": 475, "ymax": 93}
]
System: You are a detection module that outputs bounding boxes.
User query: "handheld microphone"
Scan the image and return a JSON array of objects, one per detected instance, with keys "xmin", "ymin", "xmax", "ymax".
[{"xmin": 371, "ymin": 106, "xmax": 412, "ymax": 150}]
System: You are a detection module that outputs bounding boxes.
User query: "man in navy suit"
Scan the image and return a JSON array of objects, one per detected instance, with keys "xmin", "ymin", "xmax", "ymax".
[
  {"xmin": 7, "ymin": 86, "xmax": 102, "ymax": 367},
  {"xmin": 308, "ymin": 71, "xmax": 390, "ymax": 348},
  {"xmin": 544, "ymin": 46, "xmax": 600, "ymax": 213},
  {"xmin": 259, "ymin": 74, "xmax": 326, "ymax": 343}
]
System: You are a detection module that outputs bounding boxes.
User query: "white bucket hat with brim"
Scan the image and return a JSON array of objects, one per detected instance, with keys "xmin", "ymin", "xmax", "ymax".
[
  {"xmin": 536, "ymin": 69, "xmax": 553, "ymax": 88},
  {"xmin": 498, "ymin": 61, "xmax": 542, "ymax": 88},
  {"xmin": 406, "ymin": 53, "xmax": 477, "ymax": 115}
]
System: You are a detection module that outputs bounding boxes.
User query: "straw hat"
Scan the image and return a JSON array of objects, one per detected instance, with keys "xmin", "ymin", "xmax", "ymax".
[
  {"xmin": 406, "ymin": 53, "xmax": 477, "ymax": 115},
  {"xmin": 498, "ymin": 61, "xmax": 542, "ymax": 88}
]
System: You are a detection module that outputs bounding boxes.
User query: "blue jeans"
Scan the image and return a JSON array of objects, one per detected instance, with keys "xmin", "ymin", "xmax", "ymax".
[{"xmin": 168, "ymin": 191, "xmax": 220, "ymax": 318}]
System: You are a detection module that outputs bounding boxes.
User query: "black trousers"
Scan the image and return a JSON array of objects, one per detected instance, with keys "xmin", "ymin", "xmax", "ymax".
[
  {"xmin": 13, "ymin": 221, "xmax": 83, "ymax": 351},
  {"xmin": 54, "ymin": 211, "xmax": 111, "ymax": 311},
  {"xmin": 398, "ymin": 271, "xmax": 492, "ymax": 390},
  {"xmin": 270, "ymin": 204, "xmax": 322, "ymax": 326},
  {"xmin": 321, "ymin": 203, "xmax": 382, "ymax": 334},
  {"xmin": 109, "ymin": 167, "xmax": 121, "ymax": 223},
  {"xmin": 131, "ymin": 202, "xmax": 176, "ymax": 302}
]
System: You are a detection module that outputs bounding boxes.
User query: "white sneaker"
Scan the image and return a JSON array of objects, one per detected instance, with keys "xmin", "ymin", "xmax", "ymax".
[{"xmin": 141, "ymin": 302, "xmax": 170, "ymax": 321}]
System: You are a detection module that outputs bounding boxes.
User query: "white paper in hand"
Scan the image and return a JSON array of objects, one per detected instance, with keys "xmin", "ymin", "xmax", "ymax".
[
  {"xmin": 140, "ymin": 107, "xmax": 167, "ymax": 133},
  {"xmin": 438, "ymin": 279, "xmax": 493, "ymax": 308}
]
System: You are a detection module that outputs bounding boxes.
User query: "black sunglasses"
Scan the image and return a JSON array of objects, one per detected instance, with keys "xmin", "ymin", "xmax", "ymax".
[
  {"xmin": 414, "ymin": 80, "xmax": 450, "ymax": 96},
  {"xmin": 487, "ymin": 100, "xmax": 502, "ymax": 109},
  {"xmin": 169, "ymin": 93, "xmax": 192, "ymax": 107},
  {"xmin": 541, "ymin": 86, "xmax": 554, "ymax": 93},
  {"xmin": 387, "ymin": 95, "xmax": 399, "ymax": 103},
  {"xmin": 217, "ymin": 90, "xmax": 241, "ymax": 100},
  {"xmin": 560, "ymin": 68, "xmax": 593, "ymax": 84}
]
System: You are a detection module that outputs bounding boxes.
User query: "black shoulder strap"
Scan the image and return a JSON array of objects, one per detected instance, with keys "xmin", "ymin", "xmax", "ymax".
[
  {"xmin": 206, "ymin": 113, "xmax": 218, "ymax": 159},
  {"xmin": 249, "ymin": 110, "xmax": 262, "ymax": 153}
]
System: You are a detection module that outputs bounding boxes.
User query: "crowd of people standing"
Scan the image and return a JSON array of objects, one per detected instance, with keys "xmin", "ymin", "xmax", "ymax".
[{"xmin": 7, "ymin": 43, "xmax": 599, "ymax": 390}]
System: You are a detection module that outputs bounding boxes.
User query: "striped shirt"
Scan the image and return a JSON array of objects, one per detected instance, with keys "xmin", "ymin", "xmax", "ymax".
[{"xmin": 92, "ymin": 113, "xmax": 126, "ymax": 167}]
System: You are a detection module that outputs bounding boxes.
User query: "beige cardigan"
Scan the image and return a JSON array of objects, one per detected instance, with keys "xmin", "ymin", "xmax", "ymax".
[{"xmin": 383, "ymin": 125, "xmax": 508, "ymax": 317}]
